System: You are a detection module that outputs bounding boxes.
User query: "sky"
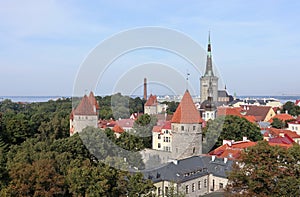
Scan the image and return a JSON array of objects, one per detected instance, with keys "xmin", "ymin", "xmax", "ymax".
[{"xmin": 1, "ymin": 0, "xmax": 300, "ymax": 97}]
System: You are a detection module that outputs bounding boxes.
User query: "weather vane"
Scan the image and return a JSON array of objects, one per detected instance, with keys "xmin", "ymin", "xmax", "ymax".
[{"xmin": 186, "ymin": 70, "xmax": 190, "ymax": 90}]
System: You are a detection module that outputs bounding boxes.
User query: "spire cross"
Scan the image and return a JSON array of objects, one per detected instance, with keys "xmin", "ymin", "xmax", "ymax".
[{"xmin": 186, "ymin": 71, "xmax": 190, "ymax": 90}]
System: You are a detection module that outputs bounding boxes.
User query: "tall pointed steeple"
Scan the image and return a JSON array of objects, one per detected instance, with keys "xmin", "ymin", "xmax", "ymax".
[
  {"xmin": 200, "ymin": 31, "xmax": 219, "ymax": 103},
  {"xmin": 204, "ymin": 31, "xmax": 214, "ymax": 77}
]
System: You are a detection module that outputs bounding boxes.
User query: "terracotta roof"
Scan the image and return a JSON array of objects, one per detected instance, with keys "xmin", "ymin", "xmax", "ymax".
[
  {"xmin": 152, "ymin": 126, "xmax": 162, "ymax": 133},
  {"xmin": 244, "ymin": 115, "xmax": 256, "ymax": 123},
  {"xmin": 269, "ymin": 135, "xmax": 294, "ymax": 145},
  {"xmin": 217, "ymin": 107, "xmax": 242, "ymax": 117},
  {"xmin": 171, "ymin": 90, "xmax": 202, "ymax": 124},
  {"xmin": 162, "ymin": 121, "xmax": 171, "ymax": 130},
  {"xmin": 268, "ymin": 114, "xmax": 294, "ymax": 123},
  {"xmin": 145, "ymin": 94, "xmax": 157, "ymax": 106},
  {"xmin": 209, "ymin": 141, "xmax": 257, "ymax": 159},
  {"xmin": 244, "ymin": 106, "xmax": 273, "ymax": 122},
  {"xmin": 209, "ymin": 139, "xmax": 293, "ymax": 159},
  {"xmin": 116, "ymin": 119, "xmax": 135, "ymax": 128},
  {"xmin": 112, "ymin": 125, "xmax": 124, "ymax": 133},
  {"xmin": 266, "ymin": 128, "xmax": 300, "ymax": 139},
  {"xmin": 88, "ymin": 91, "xmax": 100, "ymax": 110},
  {"xmin": 74, "ymin": 95, "xmax": 97, "ymax": 115}
]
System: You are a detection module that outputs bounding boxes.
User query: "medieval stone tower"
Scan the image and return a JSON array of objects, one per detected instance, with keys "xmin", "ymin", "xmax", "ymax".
[
  {"xmin": 200, "ymin": 33, "xmax": 218, "ymax": 103},
  {"xmin": 69, "ymin": 92, "xmax": 99, "ymax": 136},
  {"xmin": 171, "ymin": 90, "xmax": 202, "ymax": 160}
]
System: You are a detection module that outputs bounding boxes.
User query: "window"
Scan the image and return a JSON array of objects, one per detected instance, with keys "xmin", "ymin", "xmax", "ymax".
[
  {"xmin": 158, "ymin": 187, "xmax": 161, "ymax": 195},
  {"xmin": 181, "ymin": 126, "xmax": 184, "ymax": 131},
  {"xmin": 193, "ymin": 126, "xmax": 196, "ymax": 131},
  {"xmin": 193, "ymin": 147, "xmax": 196, "ymax": 154},
  {"xmin": 219, "ymin": 183, "xmax": 224, "ymax": 189},
  {"xmin": 204, "ymin": 179, "xmax": 207, "ymax": 188},
  {"xmin": 165, "ymin": 186, "xmax": 168, "ymax": 195},
  {"xmin": 158, "ymin": 134, "xmax": 161, "ymax": 139},
  {"xmin": 158, "ymin": 143, "xmax": 161, "ymax": 149},
  {"xmin": 192, "ymin": 183, "xmax": 195, "ymax": 192},
  {"xmin": 185, "ymin": 185, "xmax": 189, "ymax": 194},
  {"xmin": 165, "ymin": 130, "xmax": 169, "ymax": 134},
  {"xmin": 163, "ymin": 137, "xmax": 166, "ymax": 142},
  {"xmin": 198, "ymin": 181, "xmax": 201, "ymax": 190}
]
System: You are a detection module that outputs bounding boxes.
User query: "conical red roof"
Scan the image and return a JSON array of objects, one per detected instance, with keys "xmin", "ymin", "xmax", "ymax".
[
  {"xmin": 171, "ymin": 90, "xmax": 202, "ymax": 124},
  {"xmin": 89, "ymin": 91, "xmax": 100, "ymax": 110},
  {"xmin": 74, "ymin": 95, "xmax": 97, "ymax": 115}
]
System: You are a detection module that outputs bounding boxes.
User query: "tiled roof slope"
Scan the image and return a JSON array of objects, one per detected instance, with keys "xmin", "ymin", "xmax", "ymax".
[
  {"xmin": 88, "ymin": 91, "xmax": 100, "ymax": 110},
  {"xmin": 171, "ymin": 90, "xmax": 202, "ymax": 124},
  {"xmin": 217, "ymin": 107, "xmax": 242, "ymax": 117},
  {"xmin": 74, "ymin": 95, "xmax": 97, "ymax": 115},
  {"xmin": 268, "ymin": 114, "xmax": 294, "ymax": 123},
  {"xmin": 244, "ymin": 106, "xmax": 272, "ymax": 122},
  {"xmin": 145, "ymin": 94, "xmax": 157, "ymax": 106}
]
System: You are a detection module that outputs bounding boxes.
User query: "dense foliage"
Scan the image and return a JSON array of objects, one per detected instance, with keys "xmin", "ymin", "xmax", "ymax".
[
  {"xmin": 226, "ymin": 141, "xmax": 300, "ymax": 196},
  {"xmin": 281, "ymin": 101, "xmax": 300, "ymax": 116},
  {"xmin": 97, "ymin": 93, "xmax": 145, "ymax": 120},
  {"xmin": 0, "ymin": 99, "xmax": 154, "ymax": 196},
  {"xmin": 203, "ymin": 115, "xmax": 263, "ymax": 153}
]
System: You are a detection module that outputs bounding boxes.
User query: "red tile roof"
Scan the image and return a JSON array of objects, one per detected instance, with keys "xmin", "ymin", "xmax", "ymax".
[
  {"xmin": 145, "ymin": 94, "xmax": 157, "ymax": 106},
  {"xmin": 209, "ymin": 139, "xmax": 294, "ymax": 159},
  {"xmin": 171, "ymin": 90, "xmax": 202, "ymax": 124},
  {"xmin": 152, "ymin": 126, "xmax": 162, "ymax": 133},
  {"xmin": 209, "ymin": 141, "xmax": 257, "ymax": 159},
  {"xmin": 74, "ymin": 95, "xmax": 97, "ymax": 115},
  {"xmin": 112, "ymin": 125, "xmax": 124, "ymax": 133},
  {"xmin": 266, "ymin": 128, "xmax": 300, "ymax": 139},
  {"xmin": 88, "ymin": 91, "xmax": 100, "ymax": 110},
  {"xmin": 217, "ymin": 107, "xmax": 242, "ymax": 117},
  {"xmin": 162, "ymin": 121, "xmax": 171, "ymax": 130},
  {"xmin": 268, "ymin": 114, "xmax": 294, "ymax": 123},
  {"xmin": 268, "ymin": 136, "xmax": 294, "ymax": 145},
  {"xmin": 116, "ymin": 119, "xmax": 135, "ymax": 128},
  {"xmin": 244, "ymin": 106, "xmax": 273, "ymax": 122},
  {"xmin": 244, "ymin": 115, "xmax": 256, "ymax": 123}
]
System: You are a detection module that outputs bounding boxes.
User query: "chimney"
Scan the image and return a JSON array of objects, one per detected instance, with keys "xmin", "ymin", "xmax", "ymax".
[
  {"xmin": 277, "ymin": 110, "xmax": 281, "ymax": 114},
  {"xmin": 212, "ymin": 155, "xmax": 216, "ymax": 162},
  {"xmin": 143, "ymin": 78, "xmax": 147, "ymax": 100},
  {"xmin": 243, "ymin": 136, "xmax": 248, "ymax": 141},
  {"xmin": 279, "ymin": 133, "xmax": 284, "ymax": 137},
  {"xmin": 224, "ymin": 157, "xmax": 228, "ymax": 163}
]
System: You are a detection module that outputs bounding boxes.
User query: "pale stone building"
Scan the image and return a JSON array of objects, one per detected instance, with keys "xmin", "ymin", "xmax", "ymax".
[
  {"xmin": 144, "ymin": 94, "xmax": 167, "ymax": 115},
  {"xmin": 143, "ymin": 156, "xmax": 232, "ymax": 197}
]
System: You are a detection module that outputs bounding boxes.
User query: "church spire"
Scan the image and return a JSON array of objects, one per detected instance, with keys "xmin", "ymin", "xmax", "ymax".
[{"xmin": 204, "ymin": 31, "xmax": 214, "ymax": 77}]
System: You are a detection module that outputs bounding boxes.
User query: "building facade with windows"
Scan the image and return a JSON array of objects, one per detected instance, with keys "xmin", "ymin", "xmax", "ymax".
[{"xmin": 143, "ymin": 156, "xmax": 232, "ymax": 197}]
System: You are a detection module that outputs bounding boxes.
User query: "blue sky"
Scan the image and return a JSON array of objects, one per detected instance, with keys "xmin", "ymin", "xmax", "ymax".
[{"xmin": 1, "ymin": 0, "xmax": 300, "ymax": 96}]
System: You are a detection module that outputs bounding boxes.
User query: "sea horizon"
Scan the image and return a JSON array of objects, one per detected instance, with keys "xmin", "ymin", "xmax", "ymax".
[{"xmin": 1, "ymin": 95, "xmax": 299, "ymax": 104}]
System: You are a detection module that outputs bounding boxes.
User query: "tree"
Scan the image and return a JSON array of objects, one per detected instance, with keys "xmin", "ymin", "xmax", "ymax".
[
  {"xmin": 282, "ymin": 101, "xmax": 300, "ymax": 116},
  {"xmin": 203, "ymin": 115, "xmax": 262, "ymax": 153},
  {"xmin": 133, "ymin": 114, "xmax": 157, "ymax": 148},
  {"xmin": 226, "ymin": 141, "xmax": 300, "ymax": 196},
  {"xmin": 6, "ymin": 158, "xmax": 65, "ymax": 196},
  {"xmin": 271, "ymin": 118, "xmax": 285, "ymax": 129},
  {"xmin": 162, "ymin": 101, "xmax": 179, "ymax": 115}
]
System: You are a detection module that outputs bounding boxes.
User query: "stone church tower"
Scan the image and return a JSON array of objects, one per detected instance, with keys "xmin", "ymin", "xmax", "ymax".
[
  {"xmin": 171, "ymin": 90, "xmax": 202, "ymax": 160},
  {"xmin": 200, "ymin": 33, "xmax": 218, "ymax": 103}
]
